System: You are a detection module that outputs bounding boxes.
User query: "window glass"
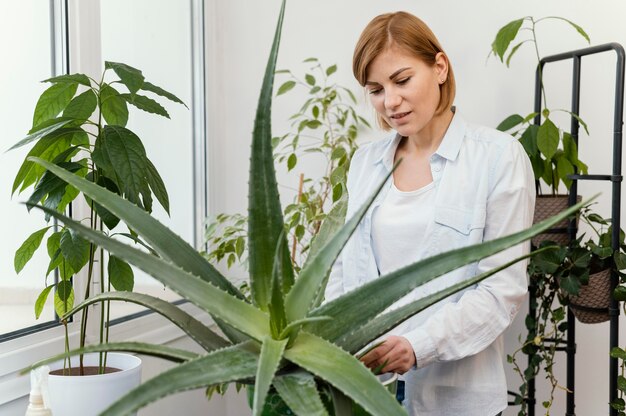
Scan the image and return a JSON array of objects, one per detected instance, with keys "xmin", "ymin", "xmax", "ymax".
[
  {"xmin": 100, "ymin": 0, "xmax": 195, "ymax": 318},
  {"xmin": 0, "ymin": 4, "xmax": 57, "ymax": 336}
]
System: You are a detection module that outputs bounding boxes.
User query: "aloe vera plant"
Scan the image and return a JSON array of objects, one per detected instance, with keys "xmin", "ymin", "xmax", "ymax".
[{"xmin": 24, "ymin": 1, "xmax": 592, "ymax": 415}]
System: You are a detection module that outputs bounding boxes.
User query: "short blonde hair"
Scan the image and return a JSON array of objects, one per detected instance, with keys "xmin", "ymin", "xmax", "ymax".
[{"xmin": 353, "ymin": 11, "xmax": 456, "ymax": 130}]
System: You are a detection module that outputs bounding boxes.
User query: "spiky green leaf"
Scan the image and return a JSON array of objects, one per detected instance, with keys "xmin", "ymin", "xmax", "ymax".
[
  {"xmin": 273, "ymin": 371, "xmax": 329, "ymax": 416},
  {"xmin": 253, "ymin": 337, "xmax": 288, "ymax": 416}
]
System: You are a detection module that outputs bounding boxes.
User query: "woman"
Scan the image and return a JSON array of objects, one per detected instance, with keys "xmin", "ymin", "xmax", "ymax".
[{"xmin": 325, "ymin": 11, "xmax": 535, "ymax": 416}]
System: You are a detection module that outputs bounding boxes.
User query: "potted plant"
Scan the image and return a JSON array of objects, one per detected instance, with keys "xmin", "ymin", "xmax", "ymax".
[
  {"xmin": 10, "ymin": 60, "xmax": 186, "ymax": 414},
  {"xmin": 23, "ymin": 1, "xmax": 591, "ymax": 414},
  {"xmin": 490, "ymin": 16, "xmax": 590, "ymax": 246}
]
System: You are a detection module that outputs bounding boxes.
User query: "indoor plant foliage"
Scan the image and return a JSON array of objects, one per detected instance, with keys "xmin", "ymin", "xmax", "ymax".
[
  {"xmin": 490, "ymin": 16, "xmax": 590, "ymax": 195},
  {"xmin": 205, "ymin": 57, "xmax": 365, "ymax": 272},
  {"xmin": 24, "ymin": 2, "xmax": 590, "ymax": 415},
  {"xmin": 11, "ymin": 60, "xmax": 185, "ymax": 363}
]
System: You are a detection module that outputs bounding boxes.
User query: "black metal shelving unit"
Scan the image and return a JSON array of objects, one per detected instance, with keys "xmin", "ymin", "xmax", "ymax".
[{"xmin": 518, "ymin": 43, "xmax": 625, "ymax": 416}]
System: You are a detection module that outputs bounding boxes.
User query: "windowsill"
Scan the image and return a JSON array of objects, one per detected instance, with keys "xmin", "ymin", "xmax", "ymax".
[{"xmin": 0, "ymin": 301, "xmax": 213, "ymax": 407}]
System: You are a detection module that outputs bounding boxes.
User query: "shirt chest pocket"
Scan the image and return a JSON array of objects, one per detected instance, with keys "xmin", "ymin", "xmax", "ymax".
[{"xmin": 434, "ymin": 205, "xmax": 486, "ymax": 238}]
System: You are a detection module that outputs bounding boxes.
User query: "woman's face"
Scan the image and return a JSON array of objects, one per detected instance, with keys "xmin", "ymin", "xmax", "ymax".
[{"xmin": 365, "ymin": 46, "xmax": 447, "ymax": 139}]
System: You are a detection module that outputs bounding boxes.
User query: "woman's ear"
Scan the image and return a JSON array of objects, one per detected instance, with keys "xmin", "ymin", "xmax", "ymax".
[{"xmin": 434, "ymin": 52, "xmax": 449, "ymax": 83}]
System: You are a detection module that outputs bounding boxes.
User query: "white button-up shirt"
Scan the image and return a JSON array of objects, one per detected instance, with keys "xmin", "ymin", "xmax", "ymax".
[{"xmin": 326, "ymin": 112, "xmax": 535, "ymax": 416}]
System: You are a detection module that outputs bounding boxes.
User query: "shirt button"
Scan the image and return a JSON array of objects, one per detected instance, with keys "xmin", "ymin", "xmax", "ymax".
[{"xmin": 433, "ymin": 164, "xmax": 441, "ymax": 172}]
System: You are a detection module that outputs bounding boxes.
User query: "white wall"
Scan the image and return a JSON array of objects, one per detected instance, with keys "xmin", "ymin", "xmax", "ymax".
[{"xmin": 206, "ymin": 1, "xmax": 626, "ymax": 415}]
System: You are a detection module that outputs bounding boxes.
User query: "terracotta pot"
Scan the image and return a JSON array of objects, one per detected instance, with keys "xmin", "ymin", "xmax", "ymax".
[
  {"xmin": 532, "ymin": 195, "xmax": 582, "ymax": 247},
  {"xmin": 47, "ymin": 352, "xmax": 142, "ymax": 416},
  {"xmin": 570, "ymin": 268, "xmax": 612, "ymax": 324}
]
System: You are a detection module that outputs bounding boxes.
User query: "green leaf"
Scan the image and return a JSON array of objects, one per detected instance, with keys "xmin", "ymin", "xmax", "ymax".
[
  {"xmin": 43, "ymin": 73, "xmax": 91, "ymax": 86},
  {"xmin": 492, "ymin": 19, "xmax": 525, "ymax": 61},
  {"xmin": 615, "ymin": 252, "xmax": 626, "ymax": 270},
  {"xmin": 59, "ymin": 228, "xmax": 91, "ymax": 272},
  {"xmin": 556, "ymin": 154, "xmax": 574, "ymax": 189},
  {"xmin": 285, "ymin": 332, "xmax": 405, "ymax": 416},
  {"xmin": 273, "ymin": 371, "xmax": 329, "ymax": 416},
  {"xmin": 100, "ymin": 83, "xmax": 129, "ymax": 127},
  {"xmin": 141, "ymin": 81, "xmax": 188, "ymax": 108},
  {"xmin": 618, "ymin": 376, "xmax": 626, "ymax": 392},
  {"xmin": 285, "ymin": 166, "xmax": 393, "ymax": 324},
  {"xmin": 550, "ymin": 17, "xmax": 590, "ymax": 43},
  {"xmin": 30, "ymin": 158, "xmax": 243, "ymax": 300},
  {"xmin": 108, "ymin": 255, "xmax": 134, "ymax": 291},
  {"xmin": 100, "ymin": 342, "xmax": 260, "ymax": 416},
  {"xmin": 34, "ymin": 285, "xmax": 54, "ymax": 319},
  {"xmin": 32, "ymin": 82, "xmax": 78, "ymax": 128},
  {"xmin": 253, "ymin": 337, "xmax": 288, "ymax": 416},
  {"xmin": 62, "ymin": 291, "xmax": 230, "ymax": 352},
  {"xmin": 309, "ymin": 197, "xmax": 592, "ymax": 343},
  {"xmin": 611, "ymin": 347, "xmax": 626, "ymax": 360},
  {"xmin": 519, "ymin": 124, "xmax": 539, "ymax": 157},
  {"xmin": 305, "ymin": 74, "xmax": 316, "ymax": 86},
  {"xmin": 248, "ymin": 0, "xmax": 294, "ymax": 313},
  {"xmin": 614, "ymin": 285, "xmax": 626, "ymax": 301},
  {"xmin": 99, "ymin": 125, "xmax": 149, "ymax": 209},
  {"xmin": 121, "ymin": 93, "xmax": 170, "ymax": 118},
  {"xmin": 276, "ymin": 80, "xmax": 296, "ymax": 96},
  {"xmin": 269, "ymin": 235, "xmax": 288, "ymax": 338},
  {"xmin": 105, "ymin": 61, "xmax": 145, "ymax": 94},
  {"xmin": 54, "ymin": 280, "xmax": 74, "ymax": 316},
  {"xmin": 506, "ymin": 41, "xmax": 529, "ymax": 67},
  {"xmin": 7, "ymin": 119, "xmax": 73, "ymax": 152},
  {"xmin": 146, "ymin": 158, "xmax": 170, "ymax": 214},
  {"xmin": 46, "ymin": 231, "xmax": 74, "ymax": 280},
  {"xmin": 497, "ymin": 114, "xmax": 524, "ymax": 132},
  {"xmin": 287, "ymin": 153, "xmax": 297, "ymax": 171},
  {"xmin": 326, "ymin": 65, "xmax": 337, "ymax": 76},
  {"xmin": 31, "ymin": 201, "xmax": 270, "ymax": 341},
  {"xmin": 26, "ymin": 161, "xmax": 84, "ymax": 210},
  {"xmin": 62, "ymin": 89, "xmax": 98, "ymax": 124},
  {"xmin": 537, "ymin": 119, "xmax": 559, "ymax": 159},
  {"xmin": 14, "ymin": 227, "xmax": 51, "ymax": 273}
]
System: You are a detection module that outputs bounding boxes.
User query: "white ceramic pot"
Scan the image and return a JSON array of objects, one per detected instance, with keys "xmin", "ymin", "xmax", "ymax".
[{"xmin": 47, "ymin": 352, "xmax": 142, "ymax": 416}]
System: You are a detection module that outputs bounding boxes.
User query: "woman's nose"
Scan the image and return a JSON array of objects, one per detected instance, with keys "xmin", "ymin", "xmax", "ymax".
[{"xmin": 384, "ymin": 90, "xmax": 401, "ymax": 109}]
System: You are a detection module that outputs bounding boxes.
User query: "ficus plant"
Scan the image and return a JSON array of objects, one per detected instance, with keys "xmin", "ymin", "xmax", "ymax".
[
  {"xmin": 10, "ymin": 60, "xmax": 185, "ymax": 368},
  {"xmin": 490, "ymin": 16, "xmax": 591, "ymax": 194},
  {"xmin": 23, "ymin": 1, "xmax": 591, "ymax": 415},
  {"xmin": 205, "ymin": 57, "xmax": 366, "ymax": 272}
]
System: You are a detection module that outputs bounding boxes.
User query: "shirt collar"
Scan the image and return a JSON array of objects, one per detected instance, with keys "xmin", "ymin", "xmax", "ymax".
[{"xmin": 374, "ymin": 110, "xmax": 466, "ymax": 170}]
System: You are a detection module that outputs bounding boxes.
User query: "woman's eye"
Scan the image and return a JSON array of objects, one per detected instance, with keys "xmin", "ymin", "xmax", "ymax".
[
  {"xmin": 368, "ymin": 88, "xmax": 382, "ymax": 95},
  {"xmin": 397, "ymin": 77, "xmax": 410, "ymax": 85}
]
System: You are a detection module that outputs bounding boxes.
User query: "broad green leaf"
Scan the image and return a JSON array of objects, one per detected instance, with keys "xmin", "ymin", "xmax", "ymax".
[
  {"xmin": 338, "ymin": 248, "xmax": 547, "ymax": 352},
  {"xmin": 87, "ymin": 174, "xmax": 121, "ymax": 229},
  {"xmin": 248, "ymin": 0, "xmax": 294, "ymax": 312},
  {"xmin": 7, "ymin": 119, "xmax": 72, "ymax": 152},
  {"xmin": 100, "ymin": 83, "xmax": 129, "ymax": 127},
  {"xmin": 43, "ymin": 73, "xmax": 91, "ymax": 86},
  {"xmin": 146, "ymin": 158, "xmax": 170, "ymax": 214},
  {"xmin": 305, "ymin": 74, "xmax": 316, "ymax": 86},
  {"xmin": 14, "ymin": 227, "xmax": 51, "ymax": 273},
  {"xmin": 26, "ymin": 342, "xmax": 198, "ymax": 374},
  {"xmin": 121, "ymin": 93, "xmax": 170, "ymax": 118},
  {"xmin": 519, "ymin": 124, "xmax": 539, "ymax": 157},
  {"xmin": 492, "ymin": 19, "xmax": 525, "ymax": 61},
  {"xmin": 562, "ymin": 132, "xmax": 578, "ymax": 164},
  {"xmin": 62, "ymin": 291, "xmax": 230, "ymax": 352},
  {"xmin": 496, "ymin": 114, "xmax": 524, "ymax": 132},
  {"xmin": 62, "ymin": 89, "xmax": 97, "ymax": 124},
  {"xmin": 100, "ymin": 125, "xmax": 149, "ymax": 208},
  {"xmin": 31, "ymin": 202, "xmax": 269, "ymax": 340},
  {"xmin": 506, "ymin": 40, "xmax": 530, "ymax": 67},
  {"xmin": 285, "ymin": 166, "xmax": 393, "ymax": 323},
  {"xmin": 100, "ymin": 342, "xmax": 260, "ymax": 416},
  {"xmin": 556, "ymin": 154, "xmax": 574, "ymax": 189},
  {"xmin": 615, "ymin": 252, "xmax": 626, "ymax": 270},
  {"xmin": 273, "ymin": 371, "xmax": 329, "ymax": 416},
  {"xmin": 29, "ymin": 158, "xmax": 243, "ymax": 299},
  {"xmin": 59, "ymin": 228, "xmax": 90, "ymax": 274},
  {"xmin": 326, "ymin": 65, "xmax": 337, "ymax": 76},
  {"xmin": 34, "ymin": 285, "xmax": 54, "ymax": 319},
  {"xmin": 108, "ymin": 255, "xmax": 134, "ymax": 291},
  {"xmin": 141, "ymin": 81, "xmax": 188, "ymax": 108},
  {"xmin": 54, "ymin": 281, "xmax": 74, "ymax": 316},
  {"xmin": 309, "ymin": 197, "xmax": 592, "ymax": 342},
  {"xmin": 253, "ymin": 337, "xmax": 288, "ymax": 416},
  {"xmin": 537, "ymin": 119, "xmax": 559, "ymax": 159},
  {"xmin": 33, "ymin": 82, "xmax": 78, "ymax": 127},
  {"xmin": 105, "ymin": 61, "xmax": 145, "ymax": 94},
  {"xmin": 285, "ymin": 332, "xmax": 405, "ymax": 416},
  {"xmin": 287, "ymin": 153, "xmax": 297, "ymax": 171},
  {"xmin": 277, "ymin": 80, "xmax": 296, "ymax": 96},
  {"xmin": 46, "ymin": 231, "xmax": 74, "ymax": 280}
]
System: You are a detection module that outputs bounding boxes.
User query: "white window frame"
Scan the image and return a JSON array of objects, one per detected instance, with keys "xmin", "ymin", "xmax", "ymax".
[{"xmin": 0, "ymin": 0, "xmax": 210, "ymax": 408}]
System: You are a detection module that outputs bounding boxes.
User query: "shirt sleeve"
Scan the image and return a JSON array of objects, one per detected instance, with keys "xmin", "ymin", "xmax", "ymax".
[{"xmin": 403, "ymin": 140, "xmax": 536, "ymax": 368}]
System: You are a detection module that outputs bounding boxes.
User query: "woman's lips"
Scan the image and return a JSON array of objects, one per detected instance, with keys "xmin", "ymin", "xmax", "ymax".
[{"xmin": 390, "ymin": 111, "xmax": 411, "ymax": 120}]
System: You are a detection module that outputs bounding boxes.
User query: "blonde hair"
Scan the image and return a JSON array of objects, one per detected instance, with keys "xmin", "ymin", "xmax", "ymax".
[{"xmin": 353, "ymin": 11, "xmax": 456, "ymax": 130}]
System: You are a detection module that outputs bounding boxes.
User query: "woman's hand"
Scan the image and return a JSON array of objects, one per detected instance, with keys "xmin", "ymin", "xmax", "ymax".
[{"xmin": 359, "ymin": 335, "xmax": 416, "ymax": 374}]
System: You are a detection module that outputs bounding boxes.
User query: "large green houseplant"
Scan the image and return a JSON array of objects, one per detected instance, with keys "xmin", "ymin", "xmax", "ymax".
[
  {"xmin": 24, "ymin": 2, "xmax": 591, "ymax": 415},
  {"xmin": 9, "ymin": 52, "xmax": 185, "ymax": 412}
]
